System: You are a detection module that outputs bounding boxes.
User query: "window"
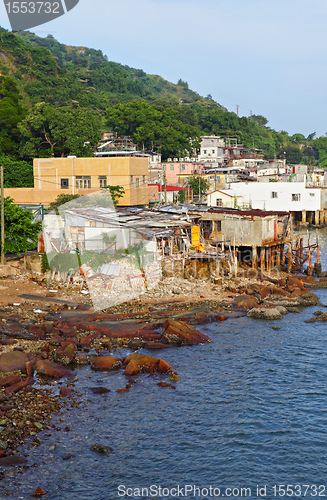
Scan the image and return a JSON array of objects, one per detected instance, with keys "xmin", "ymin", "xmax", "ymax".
[
  {"xmin": 271, "ymin": 192, "xmax": 278, "ymax": 198},
  {"xmin": 216, "ymin": 198, "xmax": 223, "ymax": 207},
  {"xmin": 76, "ymin": 176, "xmax": 91, "ymax": 189},
  {"xmin": 162, "ymin": 165, "xmax": 166, "ymax": 171},
  {"xmin": 181, "ymin": 164, "xmax": 185, "ymax": 171},
  {"xmin": 216, "ymin": 221, "xmax": 222, "ymax": 232},
  {"xmin": 217, "ymin": 176, "xmax": 221, "ymax": 183},
  {"xmin": 143, "ymin": 175, "xmax": 146, "ymax": 184},
  {"xmin": 99, "ymin": 176, "xmax": 107, "ymax": 188},
  {"xmin": 203, "ymin": 150, "xmax": 207, "ymax": 154},
  {"xmin": 136, "ymin": 178, "xmax": 139, "ymax": 188},
  {"xmin": 291, "ymin": 193, "xmax": 301, "ymax": 201},
  {"xmin": 131, "ymin": 175, "xmax": 134, "ymax": 184},
  {"xmin": 61, "ymin": 178, "xmax": 69, "ymax": 189},
  {"xmin": 310, "ymin": 193, "xmax": 315, "ymax": 197},
  {"xmin": 170, "ymin": 165, "xmax": 174, "ymax": 171},
  {"xmin": 212, "ymin": 150, "xmax": 215, "ymax": 154}
]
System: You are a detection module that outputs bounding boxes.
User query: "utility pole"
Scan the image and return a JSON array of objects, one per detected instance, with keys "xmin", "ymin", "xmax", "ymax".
[
  {"xmin": 163, "ymin": 171, "xmax": 167, "ymax": 205},
  {"xmin": 236, "ymin": 105, "xmax": 239, "ymax": 117},
  {"xmin": 199, "ymin": 174, "xmax": 201, "ymax": 204},
  {"xmin": 1, "ymin": 166, "xmax": 4, "ymax": 265}
]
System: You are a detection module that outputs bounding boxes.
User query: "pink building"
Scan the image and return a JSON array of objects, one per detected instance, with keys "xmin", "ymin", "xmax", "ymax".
[{"xmin": 161, "ymin": 162, "xmax": 204, "ymax": 185}]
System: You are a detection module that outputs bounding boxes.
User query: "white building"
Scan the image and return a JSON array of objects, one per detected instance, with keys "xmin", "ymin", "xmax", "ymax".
[
  {"xmin": 198, "ymin": 135, "xmax": 226, "ymax": 162},
  {"xmin": 225, "ymin": 180, "xmax": 321, "ymax": 212}
]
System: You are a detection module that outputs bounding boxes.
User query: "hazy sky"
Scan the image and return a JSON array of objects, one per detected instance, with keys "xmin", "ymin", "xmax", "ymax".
[{"xmin": 0, "ymin": 0, "xmax": 326, "ymax": 137}]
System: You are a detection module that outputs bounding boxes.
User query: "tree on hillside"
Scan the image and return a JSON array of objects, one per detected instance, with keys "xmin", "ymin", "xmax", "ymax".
[
  {"xmin": 106, "ymin": 100, "xmax": 201, "ymax": 160},
  {"xmin": 0, "ymin": 155, "xmax": 33, "ymax": 187},
  {"xmin": 0, "ymin": 76, "xmax": 27, "ymax": 155},
  {"xmin": 19, "ymin": 103, "xmax": 101, "ymax": 159},
  {"xmin": 1, "ymin": 197, "xmax": 42, "ymax": 254},
  {"xmin": 312, "ymin": 136, "xmax": 327, "ymax": 167}
]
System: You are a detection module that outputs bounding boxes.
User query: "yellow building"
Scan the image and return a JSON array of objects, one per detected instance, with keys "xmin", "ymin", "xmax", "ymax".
[{"xmin": 4, "ymin": 156, "xmax": 158, "ymax": 207}]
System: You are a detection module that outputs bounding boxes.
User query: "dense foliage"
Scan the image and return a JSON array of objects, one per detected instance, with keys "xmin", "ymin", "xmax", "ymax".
[
  {"xmin": 0, "ymin": 26, "xmax": 326, "ymax": 173},
  {"xmin": 1, "ymin": 197, "xmax": 42, "ymax": 254},
  {"xmin": 19, "ymin": 103, "xmax": 101, "ymax": 159}
]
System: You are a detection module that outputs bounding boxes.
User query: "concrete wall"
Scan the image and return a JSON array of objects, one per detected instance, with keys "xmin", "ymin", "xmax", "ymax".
[
  {"xmin": 206, "ymin": 191, "xmax": 242, "ymax": 208},
  {"xmin": 32, "ymin": 156, "xmax": 152, "ymax": 206},
  {"xmin": 228, "ymin": 181, "xmax": 321, "ymax": 212},
  {"xmin": 5, "ymin": 157, "xmax": 158, "ymax": 207}
]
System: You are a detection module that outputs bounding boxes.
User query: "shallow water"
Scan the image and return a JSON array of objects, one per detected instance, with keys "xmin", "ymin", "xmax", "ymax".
[{"xmin": 2, "ymin": 232, "xmax": 327, "ymax": 499}]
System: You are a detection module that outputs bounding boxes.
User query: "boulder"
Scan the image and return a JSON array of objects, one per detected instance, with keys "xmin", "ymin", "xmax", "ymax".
[
  {"xmin": 0, "ymin": 351, "xmax": 35, "ymax": 373},
  {"xmin": 60, "ymin": 386, "xmax": 74, "ymax": 397},
  {"xmin": 287, "ymin": 277, "xmax": 304, "ymax": 290},
  {"xmin": 90, "ymin": 356, "xmax": 122, "ymax": 370},
  {"xmin": 74, "ymin": 354, "xmax": 90, "ymax": 365},
  {"xmin": 0, "ymin": 375, "xmax": 21, "ymax": 387},
  {"xmin": 123, "ymin": 353, "xmax": 177, "ymax": 377},
  {"xmin": 5, "ymin": 377, "xmax": 35, "ymax": 394},
  {"xmin": 230, "ymin": 294, "xmax": 260, "ymax": 310},
  {"xmin": 275, "ymin": 305, "xmax": 288, "ymax": 315},
  {"xmin": 55, "ymin": 343, "xmax": 76, "ymax": 365},
  {"xmin": 258, "ymin": 285, "xmax": 273, "ymax": 300},
  {"xmin": 290, "ymin": 290, "xmax": 319, "ymax": 306},
  {"xmin": 35, "ymin": 359, "xmax": 75, "ymax": 379},
  {"xmin": 247, "ymin": 307, "xmax": 283, "ymax": 320},
  {"xmin": 161, "ymin": 319, "xmax": 211, "ymax": 346}
]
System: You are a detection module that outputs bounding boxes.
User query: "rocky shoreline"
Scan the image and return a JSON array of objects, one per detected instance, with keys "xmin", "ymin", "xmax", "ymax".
[{"xmin": 0, "ymin": 267, "xmax": 326, "ymax": 489}]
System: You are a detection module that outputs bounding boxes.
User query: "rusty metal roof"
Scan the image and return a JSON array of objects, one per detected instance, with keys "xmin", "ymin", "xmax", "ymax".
[{"xmin": 207, "ymin": 208, "xmax": 290, "ymax": 217}]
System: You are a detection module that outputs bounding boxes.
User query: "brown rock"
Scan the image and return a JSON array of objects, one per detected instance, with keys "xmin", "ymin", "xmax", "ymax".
[
  {"xmin": 5, "ymin": 377, "xmax": 35, "ymax": 394},
  {"xmin": 90, "ymin": 356, "xmax": 122, "ymax": 370},
  {"xmin": 0, "ymin": 351, "xmax": 35, "ymax": 373},
  {"xmin": 116, "ymin": 388, "xmax": 129, "ymax": 393},
  {"xmin": 0, "ymin": 375, "xmax": 21, "ymax": 388},
  {"xmin": 272, "ymin": 287, "xmax": 291, "ymax": 298},
  {"xmin": 259, "ymin": 285, "xmax": 272, "ymax": 299},
  {"xmin": 80, "ymin": 335, "xmax": 93, "ymax": 347},
  {"xmin": 33, "ymin": 486, "xmax": 47, "ymax": 497},
  {"xmin": 75, "ymin": 354, "xmax": 90, "ymax": 365},
  {"xmin": 0, "ymin": 455, "xmax": 27, "ymax": 466},
  {"xmin": 288, "ymin": 277, "xmax": 304, "ymax": 289},
  {"xmin": 230, "ymin": 294, "xmax": 260, "ymax": 310},
  {"xmin": 60, "ymin": 386, "xmax": 74, "ymax": 397},
  {"xmin": 55, "ymin": 343, "xmax": 76, "ymax": 365},
  {"xmin": 92, "ymin": 387, "xmax": 110, "ymax": 394},
  {"xmin": 157, "ymin": 382, "xmax": 176, "ymax": 389},
  {"xmin": 161, "ymin": 319, "xmax": 211, "ymax": 346},
  {"xmin": 123, "ymin": 353, "xmax": 177, "ymax": 377},
  {"xmin": 35, "ymin": 359, "xmax": 75, "ymax": 379},
  {"xmin": 26, "ymin": 361, "xmax": 34, "ymax": 377},
  {"xmin": 143, "ymin": 341, "xmax": 171, "ymax": 349}
]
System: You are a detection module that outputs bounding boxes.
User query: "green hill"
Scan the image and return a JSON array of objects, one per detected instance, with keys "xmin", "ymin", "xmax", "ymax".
[
  {"xmin": 0, "ymin": 27, "xmax": 321, "ymax": 165},
  {"xmin": 0, "ymin": 28, "xmax": 208, "ymax": 110}
]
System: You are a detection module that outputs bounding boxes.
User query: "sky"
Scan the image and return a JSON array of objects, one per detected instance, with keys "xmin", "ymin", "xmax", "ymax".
[{"xmin": 0, "ymin": 0, "xmax": 326, "ymax": 138}]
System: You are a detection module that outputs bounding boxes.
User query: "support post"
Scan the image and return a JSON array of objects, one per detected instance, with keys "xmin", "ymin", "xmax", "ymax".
[
  {"xmin": 302, "ymin": 210, "xmax": 306, "ymax": 224},
  {"xmin": 315, "ymin": 210, "xmax": 320, "ymax": 226},
  {"xmin": 0, "ymin": 166, "xmax": 4, "ymax": 265},
  {"xmin": 252, "ymin": 246, "xmax": 257, "ymax": 269},
  {"xmin": 288, "ymin": 243, "xmax": 292, "ymax": 272},
  {"xmin": 260, "ymin": 247, "xmax": 265, "ymax": 270}
]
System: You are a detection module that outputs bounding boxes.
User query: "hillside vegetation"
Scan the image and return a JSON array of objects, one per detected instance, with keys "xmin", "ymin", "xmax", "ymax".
[{"xmin": 0, "ymin": 26, "xmax": 325, "ymax": 184}]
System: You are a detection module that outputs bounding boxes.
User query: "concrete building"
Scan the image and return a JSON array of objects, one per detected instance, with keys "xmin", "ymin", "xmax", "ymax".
[
  {"xmin": 4, "ymin": 156, "xmax": 158, "ymax": 207},
  {"xmin": 219, "ymin": 180, "xmax": 327, "ymax": 226},
  {"xmin": 198, "ymin": 135, "xmax": 226, "ymax": 163},
  {"xmin": 206, "ymin": 189, "xmax": 243, "ymax": 208}
]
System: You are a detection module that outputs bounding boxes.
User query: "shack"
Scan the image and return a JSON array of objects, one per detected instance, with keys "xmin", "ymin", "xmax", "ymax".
[{"xmin": 188, "ymin": 207, "xmax": 291, "ymax": 271}]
